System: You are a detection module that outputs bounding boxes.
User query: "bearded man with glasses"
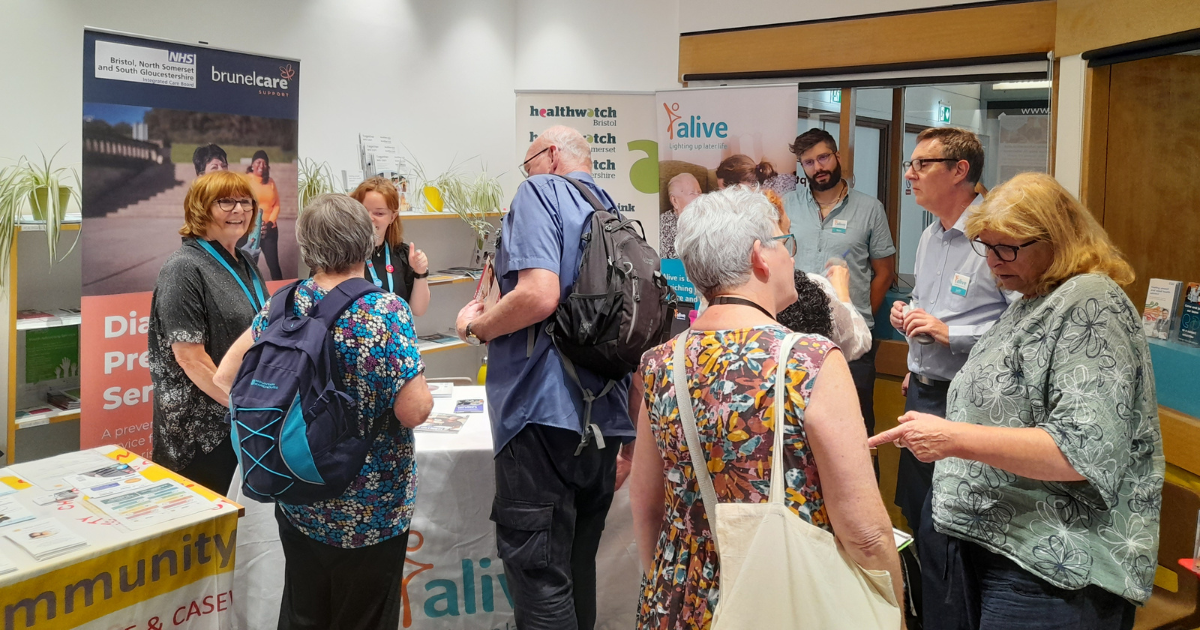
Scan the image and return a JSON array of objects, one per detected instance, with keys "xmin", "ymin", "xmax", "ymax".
[
  {"xmin": 782, "ymin": 128, "xmax": 896, "ymax": 452},
  {"xmin": 888, "ymin": 125, "xmax": 1017, "ymax": 629}
]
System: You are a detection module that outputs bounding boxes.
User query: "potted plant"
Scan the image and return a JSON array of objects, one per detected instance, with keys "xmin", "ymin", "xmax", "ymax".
[
  {"xmin": 0, "ymin": 165, "xmax": 21, "ymax": 290},
  {"xmin": 15, "ymin": 148, "xmax": 81, "ymax": 265},
  {"xmin": 297, "ymin": 158, "xmax": 337, "ymax": 211},
  {"xmin": 410, "ymin": 156, "xmax": 503, "ymax": 244}
]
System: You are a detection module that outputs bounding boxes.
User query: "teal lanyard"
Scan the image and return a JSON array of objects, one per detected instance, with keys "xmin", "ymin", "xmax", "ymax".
[
  {"xmin": 197, "ymin": 239, "xmax": 266, "ymax": 311},
  {"xmin": 366, "ymin": 245, "xmax": 393, "ymax": 293}
]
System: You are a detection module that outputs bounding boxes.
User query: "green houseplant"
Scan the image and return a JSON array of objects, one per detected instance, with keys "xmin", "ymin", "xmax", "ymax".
[
  {"xmin": 14, "ymin": 148, "xmax": 81, "ymax": 266},
  {"xmin": 410, "ymin": 156, "xmax": 503, "ymax": 245},
  {"xmin": 0, "ymin": 165, "xmax": 21, "ymax": 290},
  {"xmin": 297, "ymin": 158, "xmax": 337, "ymax": 211}
]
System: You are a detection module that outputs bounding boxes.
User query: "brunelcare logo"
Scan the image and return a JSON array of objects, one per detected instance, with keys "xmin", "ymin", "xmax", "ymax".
[
  {"xmin": 210, "ymin": 63, "xmax": 293, "ymax": 90},
  {"xmin": 663, "ymin": 102, "xmax": 728, "ymax": 140}
]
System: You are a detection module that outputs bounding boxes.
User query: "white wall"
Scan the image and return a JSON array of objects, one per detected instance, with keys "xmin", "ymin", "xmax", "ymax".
[
  {"xmin": 678, "ymin": 0, "xmax": 995, "ymax": 33},
  {"xmin": 515, "ymin": 0, "xmax": 680, "ymax": 92}
]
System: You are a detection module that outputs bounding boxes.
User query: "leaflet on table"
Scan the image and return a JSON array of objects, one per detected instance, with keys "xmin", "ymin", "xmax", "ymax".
[
  {"xmin": 454, "ymin": 398, "xmax": 485, "ymax": 413},
  {"xmin": 87, "ymin": 478, "xmax": 214, "ymax": 530},
  {"xmin": 9, "ymin": 450, "xmax": 115, "ymax": 491},
  {"xmin": 63, "ymin": 463, "xmax": 152, "ymax": 498},
  {"xmin": 0, "ymin": 553, "xmax": 15, "ymax": 575},
  {"xmin": 428, "ymin": 382, "xmax": 455, "ymax": 398},
  {"xmin": 414, "ymin": 412, "xmax": 467, "ymax": 434},
  {"xmin": 0, "ymin": 495, "xmax": 36, "ymax": 528},
  {"xmin": 5, "ymin": 518, "xmax": 89, "ymax": 561}
]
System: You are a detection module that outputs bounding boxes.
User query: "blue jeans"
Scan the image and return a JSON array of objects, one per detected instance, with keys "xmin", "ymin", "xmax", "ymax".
[{"xmin": 952, "ymin": 540, "xmax": 1136, "ymax": 630}]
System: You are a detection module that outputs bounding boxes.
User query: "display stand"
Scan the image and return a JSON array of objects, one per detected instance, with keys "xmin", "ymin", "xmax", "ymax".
[{"xmin": 3, "ymin": 221, "xmax": 82, "ymax": 465}]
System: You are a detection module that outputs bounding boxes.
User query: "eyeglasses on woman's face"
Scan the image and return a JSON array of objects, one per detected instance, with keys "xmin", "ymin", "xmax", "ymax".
[
  {"xmin": 214, "ymin": 198, "xmax": 255, "ymax": 212},
  {"xmin": 770, "ymin": 233, "xmax": 798, "ymax": 257},
  {"xmin": 971, "ymin": 238, "xmax": 1039, "ymax": 262}
]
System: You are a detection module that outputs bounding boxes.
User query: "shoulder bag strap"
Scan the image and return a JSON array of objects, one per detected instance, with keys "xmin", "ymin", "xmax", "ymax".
[
  {"xmin": 770, "ymin": 333, "xmax": 803, "ymax": 505},
  {"xmin": 672, "ymin": 330, "xmax": 721, "ymax": 556},
  {"xmin": 553, "ymin": 174, "xmax": 611, "ymax": 213}
]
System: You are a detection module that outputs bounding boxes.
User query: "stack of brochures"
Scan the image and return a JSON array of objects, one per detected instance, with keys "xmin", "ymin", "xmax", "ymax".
[
  {"xmin": 47, "ymin": 389, "xmax": 82, "ymax": 411},
  {"xmin": 414, "ymin": 412, "xmax": 468, "ymax": 434},
  {"xmin": 86, "ymin": 479, "xmax": 214, "ymax": 530},
  {"xmin": 428, "ymin": 382, "xmax": 455, "ymax": 398},
  {"xmin": 64, "ymin": 463, "xmax": 151, "ymax": 499},
  {"xmin": 0, "ymin": 496, "xmax": 36, "ymax": 529},
  {"xmin": 417, "ymin": 332, "xmax": 460, "ymax": 346},
  {"xmin": 5, "ymin": 519, "xmax": 89, "ymax": 561},
  {"xmin": 0, "ymin": 553, "xmax": 16, "ymax": 575}
]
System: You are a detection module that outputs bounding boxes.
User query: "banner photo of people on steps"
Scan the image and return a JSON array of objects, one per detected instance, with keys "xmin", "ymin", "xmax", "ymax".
[
  {"xmin": 654, "ymin": 84, "xmax": 799, "ymax": 311},
  {"xmin": 80, "ymin": 29, "xmax": 300, "ymax": 457}
]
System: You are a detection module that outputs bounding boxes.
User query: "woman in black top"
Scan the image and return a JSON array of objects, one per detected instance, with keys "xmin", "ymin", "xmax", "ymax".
[
  {"xmin": 350, "ymin": 177, "xmax": 430, "ymax": 314},
  {"xmin": 147, "ymin": 171, "xmax": 266, "ymax": 494}
]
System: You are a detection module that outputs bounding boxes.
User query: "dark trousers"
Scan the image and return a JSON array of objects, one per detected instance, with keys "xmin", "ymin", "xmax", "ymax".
[
  {"xmin": 491, "ymin": 423, "xmax": 619, "ymax": 630},
  {"xmin": 275, "ymin": 506, "xmax": 410, "ymax": 630},
  {"xmin": 846, "ymin": 341, "xmax": 878, "ymax": 436},
  {"xmin": 261, "ymin": 223, "xmax": 282, "ymax": 280},
  {"xmin": 950, "ymin": 540, "xmax": 1135, "ymax": 630},
  {"xmin": 177, "ymin": 436, "xmax": 239, "ymax": 496},
  {"xmin": 896, "ymin": 376, "xmax": 968, "ymax": 630}
]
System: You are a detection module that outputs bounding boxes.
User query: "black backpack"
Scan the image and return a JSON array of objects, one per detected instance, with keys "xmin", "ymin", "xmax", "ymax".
[
  {"xmin": 545, "ymin": 176, "xmax": 676, "ymax": 448},
  {"xmin": 228, "ymin": 279, "xmax": 387, "ymax": 504}
]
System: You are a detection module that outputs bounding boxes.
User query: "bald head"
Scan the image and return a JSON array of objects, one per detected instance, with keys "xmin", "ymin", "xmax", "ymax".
[
  {"xmin": 525, "ymin": 125, "xmax": 592, "ymax": 176},
  {"xmin": 667, "ymin": 172, "xmax": 701, "ymax": 215}
]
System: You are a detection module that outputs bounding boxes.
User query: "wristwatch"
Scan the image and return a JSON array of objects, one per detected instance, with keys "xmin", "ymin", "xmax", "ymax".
[
  {"xmin": 465, "ymin": 322, "xmax": 483, "ymax": 346},
  {"xmin": 414, "ymin": 271, "xmax": 429, "ymax": 279}
]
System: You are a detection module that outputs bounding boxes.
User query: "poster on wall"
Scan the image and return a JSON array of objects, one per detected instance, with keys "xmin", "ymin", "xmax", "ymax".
[
  {"xmin": 80, "ymin": 29, "xmax": 300, "ymax": 457},
  {"xmin": 654, "ymin": 84, "xmax": 800, "ymax": 304},
  {"xmin": 514, "ymin": 91, "xmax": 659, "ymax": 251}
]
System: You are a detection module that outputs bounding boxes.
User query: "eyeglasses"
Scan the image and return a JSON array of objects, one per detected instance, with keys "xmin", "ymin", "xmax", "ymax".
[
  {"xmin": 520, "ymin": 147, "xmax": 551, "ymax": 178},
  {"xmin": 214, "ymin": 198, "xmax": 256, "ymax": 212},
  {"xmin": 799, "ymin": 152, "xmax": 836, "ymax": 170},
  {"xmin": 771, "ymin": 233, "xmax": 798, "ymax": 257},
  {"xmin": 903, "ymin": 158, "xmax": 958, "ymax": 173},
  {"xmin": 971, "ymin": 238, "xmax": 1038, "ymax": 262}
]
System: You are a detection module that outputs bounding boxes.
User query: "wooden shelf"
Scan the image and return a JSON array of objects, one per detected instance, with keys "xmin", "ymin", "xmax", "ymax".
[
  {"xmin": 427, "ymin": 275, "xmax": 476, "ymax": 287},
  {"xmin": 16, "ymin": 220, "xmax": 82, "ymax": 232},
  {"xmin": 15, "ymin": 409, "xmax": 80, "ymax": 430},
  {"xmin": 396, "ymin": 211, "xmax": 504, "ymax": 221},
  {"xmin": 16, "ymin": 314, "xmax": 82, "ymax": 331}
]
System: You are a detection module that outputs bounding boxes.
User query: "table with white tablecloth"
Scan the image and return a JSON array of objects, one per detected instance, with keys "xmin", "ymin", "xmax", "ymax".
[{"xmin": 231, "ymin": 386, "xmax": 642, "ymax": 630}]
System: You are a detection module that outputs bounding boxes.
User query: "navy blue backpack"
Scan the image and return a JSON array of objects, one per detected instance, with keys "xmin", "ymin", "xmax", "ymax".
[{"xmin": 228, "ymin": 278, "xmax": 385, "ymax": 504}]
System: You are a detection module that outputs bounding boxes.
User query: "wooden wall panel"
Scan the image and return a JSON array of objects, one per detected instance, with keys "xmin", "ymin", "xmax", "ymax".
[
  {"xmin": 678, "ymin": 2, "xmax": 1056, "ymax": 81},
  {"xmin": 1079, "ymin": 65, "xmax": 1109, "ymax": 221},
  {"xmin": 1056, "ymin": 0, "xmax": 1200, "ymax": 58},
  {"xmin": 1162, "ymin": 407, "xmax": 1200, "ymax": 478},
  {"xmin": 1102, "ymin": 55, "xmax": 1200, "ymax": 305}
]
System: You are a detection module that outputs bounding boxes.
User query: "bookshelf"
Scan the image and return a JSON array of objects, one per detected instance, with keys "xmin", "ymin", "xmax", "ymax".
[{"xmin": 4, "ymin": 222, "xmax": 83, "ymax": 465}]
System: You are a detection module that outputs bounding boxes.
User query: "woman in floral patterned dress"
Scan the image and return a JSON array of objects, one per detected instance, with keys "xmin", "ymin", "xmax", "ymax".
[
  {"xmin": 871, "ymin": 172, "xmax": 1163, "ymax": 629},
  {"xmin": 629, "ymin": 186, "xmax": 903, "ymax": 629}
]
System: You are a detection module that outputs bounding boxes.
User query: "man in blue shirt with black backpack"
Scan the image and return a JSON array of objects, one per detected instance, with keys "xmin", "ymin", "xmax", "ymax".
[{"xmin": 456, "ymin": 126, "xmax": 635, "ymax": 630}]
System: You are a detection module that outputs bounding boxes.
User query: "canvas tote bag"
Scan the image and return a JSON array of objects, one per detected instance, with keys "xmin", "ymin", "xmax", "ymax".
[{"xmin": 671, "ymin": 331, "xmax": 901, "ymax": 629}]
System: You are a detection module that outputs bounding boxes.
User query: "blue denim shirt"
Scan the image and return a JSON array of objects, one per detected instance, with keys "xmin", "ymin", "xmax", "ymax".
[{"xmin": 486, "ymin": 172, "xmax": 633, "ymax": 455}]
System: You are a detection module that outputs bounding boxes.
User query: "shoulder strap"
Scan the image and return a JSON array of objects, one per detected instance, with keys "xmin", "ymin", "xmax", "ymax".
[
  {"xmin": 266, "ymin": 281, "xmax": 301, "ymax": 326},
  {"xmin": 554, "ymin": 175, "xmax": 612, "ymax": 214},
  {"xmin": 770, "ymin": 333, "xmax": 803, "ymax": 504},
  {"xmin": 673, "ymin": 330, "xmax": 721, "ymax": 556},
  {"xmin": 311, "ymin": 278, "xmax": 380, "ymax": 328}
]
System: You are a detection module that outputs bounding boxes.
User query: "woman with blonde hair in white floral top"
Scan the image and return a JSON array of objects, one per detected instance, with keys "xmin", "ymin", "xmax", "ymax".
[{"xmin": 871, "ymin": 172, "xmax": 1162, "ymax": 630}]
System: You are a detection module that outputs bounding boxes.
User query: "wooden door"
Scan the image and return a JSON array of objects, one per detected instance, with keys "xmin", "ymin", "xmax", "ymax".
[{"xmin": 1103, "ymin": 54, "xmax": 1200, "ymax": 305}]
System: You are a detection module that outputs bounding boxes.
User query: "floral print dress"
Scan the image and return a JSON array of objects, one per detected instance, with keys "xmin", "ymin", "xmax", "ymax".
[{"xmin": 637, "ymin": 326, "xmax": 835, "ymax": 629}]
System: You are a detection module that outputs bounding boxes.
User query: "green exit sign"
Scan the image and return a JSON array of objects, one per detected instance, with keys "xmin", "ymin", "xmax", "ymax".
[
  {"xmin": 831, "ymin": 90, "xmax": 842, "ymax": 103},
  {"xmin": 937, "ymin": 104, "xmax": 952, "ymax": 124}
]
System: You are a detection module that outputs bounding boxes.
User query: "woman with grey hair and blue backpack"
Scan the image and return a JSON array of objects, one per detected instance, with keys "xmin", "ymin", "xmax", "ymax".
[{"xmin": 215, "ymin": 193, "xmax": 432, "ymax": 630}]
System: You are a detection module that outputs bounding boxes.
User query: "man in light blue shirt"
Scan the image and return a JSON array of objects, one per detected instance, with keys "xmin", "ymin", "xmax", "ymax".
[
  {"xmin": 455, "ymin": 126, "xmax": 632, "ymax": 630},
  {"xmin": 784, "ymin": 128, "xmax": 896, "ymax": 438},
  {"xmin": 889, "ymin": 127, "xmax": 1014, "ymax": 630}
]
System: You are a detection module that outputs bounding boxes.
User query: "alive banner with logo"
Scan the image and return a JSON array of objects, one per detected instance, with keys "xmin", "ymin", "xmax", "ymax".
[
  {"xmin": 80, "ymin": 29, "xmax": 301, "ymax": 457},
  {"xmin": 654, "ymin": 84, "xmax": 799, "ymax": 303},
  {"xmin": 514, "ymin": 92, "xmax": 660, "ymax": 251}
]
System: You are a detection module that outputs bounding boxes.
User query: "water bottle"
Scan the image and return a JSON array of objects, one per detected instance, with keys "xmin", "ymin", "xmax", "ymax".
[{"xmin": 906, "ymin": 299, "xmax": 935, "ymax": 345}]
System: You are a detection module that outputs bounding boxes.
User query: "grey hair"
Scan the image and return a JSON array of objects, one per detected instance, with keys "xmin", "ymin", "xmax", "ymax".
[
  {"xmin": 539, "ymin": 125, "xmax": 592, "ymax": 171},
  {"xmin": 296, "ymin": 194, "xmax": 376, "ymax": 274},
  {"xmin": 667, "ymin": 171, "xmax": 699, "ymax": 195},
  {"xmin": 675, "ymin": 185, "xmax": 782, "ymax": 299}
]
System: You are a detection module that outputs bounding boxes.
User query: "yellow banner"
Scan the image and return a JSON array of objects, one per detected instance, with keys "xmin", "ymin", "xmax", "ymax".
[{"xmin": 2, "ymin": 512, "xmax": 238, "ymax": 630}]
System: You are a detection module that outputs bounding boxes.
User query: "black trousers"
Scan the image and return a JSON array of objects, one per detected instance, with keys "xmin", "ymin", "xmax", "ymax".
[
  {"xmin": 275, "ymin": 506, "xmax": 410, "ymax": 630},
  {"xmin": 846, "ymin": 342, "xmax": 878, "ymax": 436},
  {"xmin": 261, "ymin": 223, "xmax": 282, "ymax": 280},
  {"xmin": 177, "ymin": 436, "xmax": 239, "ymax": 496},
  {"xmin": 895, "ymin": 376, "xmax": 969, "ymax": 630},
  {"xmin": 491, "ymin": 423, "xmax": 619, "ymax": 630}
]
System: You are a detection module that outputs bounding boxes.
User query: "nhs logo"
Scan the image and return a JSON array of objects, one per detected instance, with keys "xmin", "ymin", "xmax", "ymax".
[{"xmin": 168, "ymin": 51, "xmax": 196, "ymax": 64}]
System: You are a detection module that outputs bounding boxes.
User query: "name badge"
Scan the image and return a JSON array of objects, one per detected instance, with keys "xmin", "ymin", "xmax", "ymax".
[
  {"xmin": 831, "ymin": 219, "xmax": 848, "ymax": 234},
  {"xmin": 951, "ymin": 273, "xmax": 971, "ymax": 296}
]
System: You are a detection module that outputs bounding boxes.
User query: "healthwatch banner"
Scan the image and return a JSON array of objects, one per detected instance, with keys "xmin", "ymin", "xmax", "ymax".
[{"xmin": 80, "ymin": 30, "xmax": 300, "ymax": 459}]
